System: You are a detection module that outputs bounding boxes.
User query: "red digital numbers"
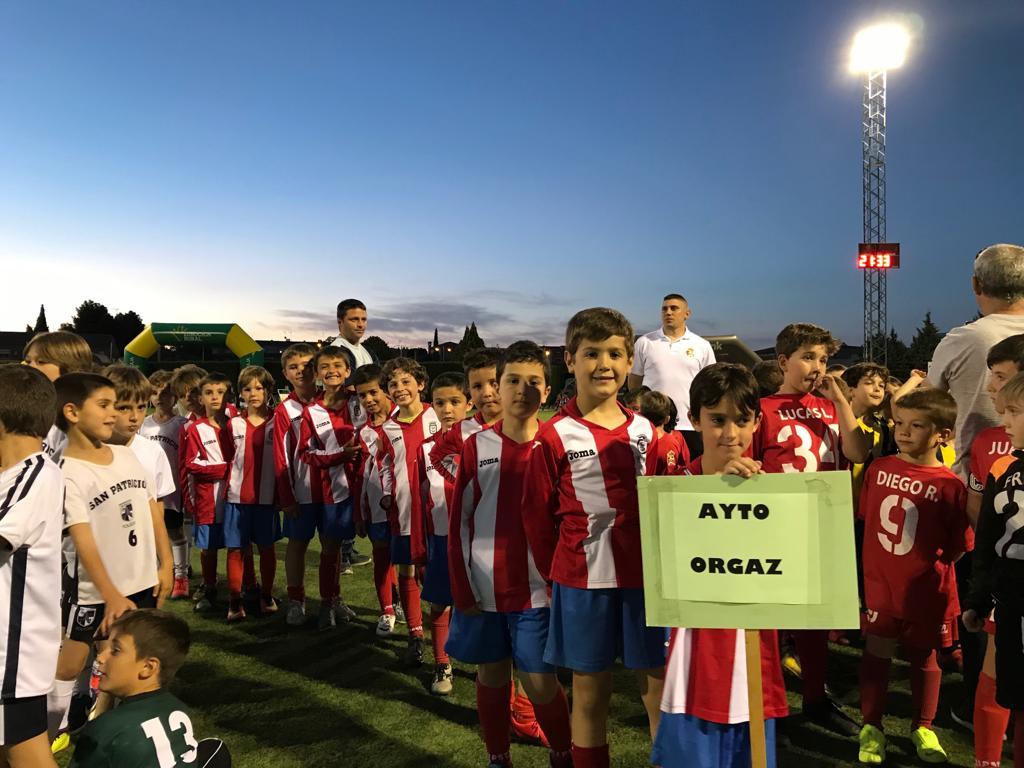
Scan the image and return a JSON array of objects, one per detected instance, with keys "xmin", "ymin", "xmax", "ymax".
[{"xmin": 857, "ymin": 244, "xmax": 900, "ymax": 270}]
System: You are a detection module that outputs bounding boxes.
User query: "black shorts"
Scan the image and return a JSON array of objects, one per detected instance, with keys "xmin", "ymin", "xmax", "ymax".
[
  {"xmin": 164, "ymin": 507, "xmax": 184, "ymax": 530},
  {"xmin": 61, "ymin": 588, "xmax": 157, "ymax": 643},
  {"xmin": 0, "ymin": 695, "xmax": 46, "ymax": 746},
  {"xmin": 994, "ymin": 602, "xmax": 1024, "ymax": 709}
]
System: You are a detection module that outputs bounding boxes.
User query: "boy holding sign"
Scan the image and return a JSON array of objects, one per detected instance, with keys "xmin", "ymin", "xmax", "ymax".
[{"xmin": 652, "ymin": 363, "xmax": 789, "ymax": 768}]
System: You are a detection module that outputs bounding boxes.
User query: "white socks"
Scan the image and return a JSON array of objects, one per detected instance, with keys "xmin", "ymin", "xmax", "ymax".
[{"xmin": 46, "ymin": 678, "xmax": 76, "ymax": 739}]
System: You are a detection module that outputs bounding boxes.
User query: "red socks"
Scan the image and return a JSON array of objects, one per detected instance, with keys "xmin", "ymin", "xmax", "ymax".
[
  {"xmin": 258, "ymin": 546, "xmax": 276, "ymax": 599},
  {"xmin": 572, "ymin": 743, "xmax": 610, "ymax": 768},
  {"xmin": 373, "ymin": 547, "xmax": 395, "ymax": 614},
  {"xmin": 476, "ymin": 680, "xmax": 512, "ymax": 765},
  {"xmin": 907, "ymin": 647, "xmax": 940, "ymax": 730},
  {"xmin": 200, "ymin": 548, "xmax": 219, "ymax": 589},
  {"xmin": 974, "ymin": 672, "xmax": 1009, "ymax": 766},
  {"xmin": 242, "ymin": 545, "xmax": 256, "ymax": 590},
  {"xmin": 859, "ymin": 651, "xmax": 892, "ymax": 727},
  {"xmin": 319, "ymin": 550, "xmax": 340, "ymax": 602},
  {"xmin": 429, "ymin": 606, "xmax": 450, "ymax": 665},
  {"xmin": 796, "ymin": 629, "xmax": 829, "ymax": 704},
  {"xmin": 226, "ymin": 549, "xmax": 243, "ymax": 597},
  {"xmin": 398, "ymin": 573, "xmax": 423, "ymax": 637},
  {"xmin": 531, "ymin": 687, "xmax": 572, "ymax": 754}
]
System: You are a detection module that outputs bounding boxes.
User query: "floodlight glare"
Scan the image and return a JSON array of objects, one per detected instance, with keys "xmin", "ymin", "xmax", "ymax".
[{"xmin": 849, "ymin": 22, "xmax": 910, "ymax": 73}]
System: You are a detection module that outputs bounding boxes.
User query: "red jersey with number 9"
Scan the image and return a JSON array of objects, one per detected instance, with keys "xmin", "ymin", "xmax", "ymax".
[
  {"xmin": 752, "ymin": 393, "xmax": 845, "ymax": 473},
  {"xmin": 859, "ymin": 456, "xmax": 971, "ymax": 623}
]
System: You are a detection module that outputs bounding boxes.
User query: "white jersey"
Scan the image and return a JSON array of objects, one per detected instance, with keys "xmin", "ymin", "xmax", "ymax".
[
  {"xmin": 139, "ymin": 415, "xmax": 188, "ymax": 511},
  {"xmin": 0, "ymin": 454, "xmax": 64, "ymax": 699},
  {"xmin": 62, "ymin": 446, "xmax": 158, "ymax": 605},
  {"xmin": 42, "ymin": 425, "xmax": 68, "ymax": 464},
  {"xmin": 128, "ymin": 435, "xmax": 175, "ymax": 504}
]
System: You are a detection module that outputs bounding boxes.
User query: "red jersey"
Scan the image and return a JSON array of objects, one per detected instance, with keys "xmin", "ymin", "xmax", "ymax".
[
  {"xmin": 752, "ymin": 393, "xmax": 844, "ymax": 473},
  {"xmin": 378, "ymin": 406, "xmax": 442, "ymax": 563},
  {"xmin": 657, "ymin": 430, "xmax": 690, "ymax": 475},
  {"xmin": 223, "ymin": 414, "xmax": 277, "ymax": 505},
  {"xmin": 521, "ymin": 398, "xmax": 658, "ymax": 590},
  {"xmin": 428, "ymin": 413, "xmax": 489, "ymax": 485},
  {"xmin": 272, "ymin": 392, "xmax": 318, "ymax": 507},
  {"xmin": 296, "ymin": 397, "xmax": 362, "ymax": 505},
  {"xmin": 420, "ymin": 439, "xmax": 450, "ymax": 538},
  {"xmin": 859, "ymin": 456, "xmax": 971, "ymax": 623},
  {"xmin": 448, "ymin": 422, "xmax": 549, "ymax": 613},
  {"xmin": 182, "ymin": 418, "xmax": 228, "ymax": 526},
  {"xmin": 968, "ymin": 426, "xmax": 1013, "ymax": 494}
]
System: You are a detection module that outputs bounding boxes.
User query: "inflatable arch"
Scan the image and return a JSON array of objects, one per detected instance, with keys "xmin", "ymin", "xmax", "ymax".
[{"xmin": 123, "ymin": 323, "xmax": 264, "ymax": 370}]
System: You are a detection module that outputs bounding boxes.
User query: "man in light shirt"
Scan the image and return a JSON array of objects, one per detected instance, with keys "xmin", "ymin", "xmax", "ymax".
[{"xmin": 330, "ymin": 299, "xmax": 377, "ymax": 377}]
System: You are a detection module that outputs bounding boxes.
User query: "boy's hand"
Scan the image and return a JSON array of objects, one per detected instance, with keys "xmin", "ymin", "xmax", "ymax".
[
  {"xmin": 355, "ymin": 521, "xmax": 367, "ymax": 538},
  {"xmin": 818, "ymin": 374, "xmax": 847, "ymax": 405},
  {"xmin": 962, "ymin": 609, "xmax": 984, "ymax": 633},
  {"xmin": 379, "ymin": 495, "xmax": 393, "ymax": 511},
  {"xmin": 154, "ymin": 565, "xmax": 173, "ymax": 608},
  {"xmin": 341, "ymin": 436, "xmax": 362, "ymax": 463},
  {"xmin": 101, "ymin": 593, "xmax": 137, "ymax": 635},
  {"xmin": 720, "ymin": 458, "xmax": 763, "ymax": 478},
  {"xmin": 283, "ymin": 503, "xmax": 300, "ymax": 519}
]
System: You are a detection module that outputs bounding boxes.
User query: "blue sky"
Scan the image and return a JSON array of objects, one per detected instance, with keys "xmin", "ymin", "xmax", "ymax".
[{"xmin": 2, "ymin": 1, "xmax": 1022, "ymax": 350}]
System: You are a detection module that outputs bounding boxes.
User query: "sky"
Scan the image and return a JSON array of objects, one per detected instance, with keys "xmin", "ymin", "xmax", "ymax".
[{"xmin": 2, "ymin": 1, "xmax": 1022, "ymax": 351}]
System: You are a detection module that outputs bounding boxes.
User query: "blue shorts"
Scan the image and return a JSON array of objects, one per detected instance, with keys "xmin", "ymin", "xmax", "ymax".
[
  {"xmin": 367, "ymin": 521, "xmax": 391, "ymax": 543},
  {"xmin": 223, "ymin": 503, "xmax": 281, "ymax": 548},
  {"xmin": 545, "ymin": 583, "xmax": 666, "ymax": 672},
  {"xmin": 446, "ymin": 608, "xmax": 553, "ymax": 673},
  {"xmin": 390, "ymin": 534, "xmax": 413, "ymax": 565},
  {"xmin": 651, "ymin": 713, "xmax": 777, "ymax": 768},
  {"xmin": 282, "ymin": 500, "xmax": 354, "ymax": 543},
  {"xmin": 193, "ymin": 522, "xmax": 224, "ymax": 550},
  {"xmin": 420, "ymin": 534, "xmax": 452, "ymax": 606}
]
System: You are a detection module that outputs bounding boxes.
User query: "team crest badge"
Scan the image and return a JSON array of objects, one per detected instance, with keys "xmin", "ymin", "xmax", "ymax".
[
  {"xmin": 77, "ymin": 607, "xmax": 97, "ymax": 628},
  {"xmin": 636, "ymin": 435, "xmax": 648, "ymax": 455},
  {"xmin": 120, "ymin": 501, "xmax": 134, "ymax": 522},
  {"xmin": 429, "ymin": 423, "xmax": 439, "ymax": 435},
  {"xmin": 686, "ymin": 347, "xmax": 695, "ymax": 358},
  {"xmin": 667, "ymin": 450, "xmax": 676, "ymax": 464}
]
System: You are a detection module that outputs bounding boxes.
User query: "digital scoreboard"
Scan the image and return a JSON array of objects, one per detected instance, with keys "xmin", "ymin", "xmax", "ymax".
[{"xmin": 857, "ymin": 243, "xmax": 900, "ymax": 269}]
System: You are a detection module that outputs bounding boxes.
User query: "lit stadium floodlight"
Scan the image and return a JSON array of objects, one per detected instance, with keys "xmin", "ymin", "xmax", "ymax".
[{"xmin": 849, "ymin": 22, "xmax": 910, "ymax": 74}]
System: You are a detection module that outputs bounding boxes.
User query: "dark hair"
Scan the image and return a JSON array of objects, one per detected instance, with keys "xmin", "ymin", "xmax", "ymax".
[
  {"xmin": 565, "ymin": 307, "xmax": 635, "ymax": 356},
  {"xmin": 431, "ymin": 371, "xmax": 467, "ymax": 396},
  {"xmin": 623, "ymin": 386, "xmax": 650, "ymax": 408},
  {"xmin": 497, "ymin": 340, "xmax": 551, "ymax": 385},
  {"xmin": 281, "ymin": 343, "xmax": 317, "ymax": 365},
  {"xmin": 169, "ymin": 365, "xmax": 207, "ymax": 399},
  {"xmin": 463, "ymin": 348, "xmax": 502, "ymax": 378},
  {"xmin": 54, "ymin": 372, "xmax": 115, "ymax": 431},
  {"xmin": 110, "ymin": 609, "xmax": 191, "ymax": 687},
  {"xmin": 198, "ymin": 372, "xmax": 232, "ymax": 392},
  {"xmin": 639, "ymin": 390, "xmax": 672, "ymax": 427},
  {"xmin": 380, "ymin": 357, "xmax": 428, "ymax": 389},
  {"xmin": 0, "ymin": 365, "xmax": 56, "ymax": 438},
  {"xmin": 314, "ymin": 345, "xmax": 351, "ymax": 370},
  {"xmin": 775, "ymin": 323, "xmax": 840, "ymax": 358},
  {"xmin": 841, "ymin": 362, "xmax": 890, "ymax": 390},
  {"xmin": 351, "ymin": 364, "xmax": 383, "ymax": 388},
  {"xmin": 689, "ymin": 363, "xmax": 761, "ymax": 422},
  {"xmin": 102, "ymin": 364, "xmax": 154, "ymax": 404},
  {"xmin": 238, "ymin": 366, "xmax": 276, "ymax": 398},
  {"xmin": 987, "ymin": 334, "xmax": 1024, "ymax": 370},
  {"xmin": 751, "ymin": 360, "xmax": 783, "ymax": 398},
  {"xmin": 663, "ymin": 293, "xmax": 687, "ymax": 304},
  {"xmin": 893, "ymin": 388, "xmax": 957, "ymax": 432},
  {"xmin": 336, "ymin": 299, "xmax": 367, "ymax": 319}
]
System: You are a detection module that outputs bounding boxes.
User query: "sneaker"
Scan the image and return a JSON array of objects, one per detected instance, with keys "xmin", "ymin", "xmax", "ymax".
[
  {"xmin": 51, "ymin": 732, "xmax": 70, "ymax": 755},
  {"xmin": 431, "ymin": 663, "xmax": 454, "ymax": 696},
  {"xmin": 404, "ymin": 636, "xmax": 425, "ymax": 667},
  {"xmin": 782, "ymin": 651, "xmax": 802, "ymax": 679},
  {"xmin": 227, "ymin": 603, "xmax": 247, "ymax": 622},
  {"xmin": 348, "ymin": 550, "xmax": 371, "ymax": 567},
  {"xmin": 803, "ymin": 697, "xmax": 860, "ymax": 737},
  {"xmin": 335, "ymin": 599, "xmax": 356, "ymax": 621},
  {"xmin": 285, "ymin": 599, "xmax": 306, "ymax": 626},
  {"xmin": 376, "ymin": 613, "xmax": 396, "ymax": 637},
  {"xmin": 858, "ymin": 723, "xmax": 886, "ymax": 764},
  {"xmin": 194, "ymin": 589, "xmax": 214, "ymax": 612},
  {"xmin": 910, "ymin": 727, "xmax": 948, "ymax": 763},
  {"xmin": 339, "ymin": 560, "xmax": 354, "ymax": 576},
  {"xmin": 511, "ymin": 710, "xmax": 548, "ymax": 746},
  {"xmin": 260, "ymin": 596, "xmax": 279, "ymax": 615},
  {"xmin": 171, "ymin": 576, "xmax": 190, "ymax": 599},
  {"xmin": 318, "ymin": 603, "xmax": 337, "ymax": 631},
  {"xmin": 394, "ymin": 602, "xmax": 407, "ymax": 624}
]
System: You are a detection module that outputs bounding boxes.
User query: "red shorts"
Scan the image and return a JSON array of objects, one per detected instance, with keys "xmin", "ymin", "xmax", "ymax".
[{"xmin": 861, "ymin": 608, "xmax": 952, "ymax": 650}]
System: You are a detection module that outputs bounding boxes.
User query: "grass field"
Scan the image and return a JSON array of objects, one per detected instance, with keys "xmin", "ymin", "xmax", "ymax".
[{"xmin": 57, "ymin": 539, "xmax": 987, "ymax": 768}]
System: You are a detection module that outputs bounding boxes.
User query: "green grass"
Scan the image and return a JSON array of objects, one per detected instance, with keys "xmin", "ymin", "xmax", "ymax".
[{"xmin": 58, "ymin": 539, "xmax": 984, "ymax": 768}]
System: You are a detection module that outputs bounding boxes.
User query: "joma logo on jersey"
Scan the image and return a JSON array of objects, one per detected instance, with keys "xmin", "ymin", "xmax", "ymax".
[
  {"xmin": 479, "ymin": 457, "xmax": 499, "ymax": 468},
  {"xmin": 567, "ymin": 449, "xmax": 596, "ymax": 461},
  {"xmin": 316, "ymin": 420, "xmax": 331, "ymax": 430},
  {"xmin": 120, "ymin": 501, "xmax": 135, "ymax": 522},
  {"xmin": 636, "ymin": 435, "xmax": 648, "ymax": 455}
]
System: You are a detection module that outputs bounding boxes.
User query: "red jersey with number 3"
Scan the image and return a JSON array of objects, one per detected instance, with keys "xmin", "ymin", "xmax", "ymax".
[
  {"xmin": 752, "ymin": 393, "xmax": 844, "ymax": 473},
  {"xmin": 859, "ymin": 456, "xmax": 971, "ymax": 623}
]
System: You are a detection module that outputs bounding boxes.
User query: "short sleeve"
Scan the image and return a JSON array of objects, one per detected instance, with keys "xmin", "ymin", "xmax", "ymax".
[
  {"xmin": 703, "ymin": 338, "xmax": 716, "ymax": 366},
  {"xmin": 630, "ymin": 337, "xmax": 646, "ymax": 376},
  {"xmin": 63, "ymin": 475, "xmax": 92, "ymax": 530},
  {"xmin": 0, "ymin": 485, "xmax": 49, "ymax": 551},
  {"xmin": 153, "ymin": 450, "xmax": 175, "ymax": 501}
]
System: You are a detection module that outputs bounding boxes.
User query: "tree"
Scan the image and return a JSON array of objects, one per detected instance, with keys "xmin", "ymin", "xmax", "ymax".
[
  {"xmin": 884, "ymin": 328, "xmax": 911, "ymax": 380},
  {"xmin": 111, "ymin": 311, "xmax": 145, "ymax": 349},
  {"xmin": 907, "ymin": 312, "xmax": 943, "ymax": 373},
  {"xmin": 33, "ymin": 305, "xmax": 48, "ymax": 333},
  {"xmin": 432, "ymin": 328, "xmax": 440, "ymax": 350},
  {"xmin": 71, "ymin": 300, "xmax": 116, "ymax": 336},
  {"xmin": 362, "ymin": 335, "xmax": 392, "ymax": 362},
  {"xmin": 459, "ymin": 322, "xmax": 485, "ymax": 354}
]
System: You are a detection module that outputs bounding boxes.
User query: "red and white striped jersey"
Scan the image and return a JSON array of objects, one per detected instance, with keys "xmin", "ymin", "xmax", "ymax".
[
  {"xmin": 429, "ymin": 412, "xmax": 490, "ymax": 484},
  {"xmin": 182, "ymin": 418, "xmax": 228, "ymax": 526},
  {"xmin": 223, "ymin": 414, "xmax": 277, "ymax": 505},
  {"xmin": 378, "ymin": 406, "xmax": 442, "ymax": 562},
  {"xmin": 521, "ymin": 398, "xmax": 659, "ymax": 590},
  {"xmin": 272, "ymin": 392, "xmax": 319, "ymax": 507},
  {"xmin": 751, "ymin": 393, "xmax": 845, "ymax": 473},
  {"xmin": 296, "ymin": 397, "xmax": 362, "ymax": 505},
  {"xmin": 448, "ymin": 423, "xmax": 549, "ymax": 612},
  {"xmin": 355, "ymin": 423, "xmax": 391, "ymax": 525},
  {"xmin": 661, "ymin": 627, "xmax": 789, "ymax": 724},
  {"xmin": 140, "ymin": 414, "xmax": 188, "ymax": 511},
  {"xmin": 420, "ymin": 438, "xmax": 450, "ymax": 537},
  {"xmin": 969, "ymin": 425, "xmax": 1013, "ymax": 493}
]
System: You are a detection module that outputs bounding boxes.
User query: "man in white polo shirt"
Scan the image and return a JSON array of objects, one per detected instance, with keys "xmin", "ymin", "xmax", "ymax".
[
  {"xmin": 330, "ymin": 298, "xmax": 377, "ymax": 374},
  {"xmin": 628, "ymin": 293, "xmax": 715, "ymax": 455}
]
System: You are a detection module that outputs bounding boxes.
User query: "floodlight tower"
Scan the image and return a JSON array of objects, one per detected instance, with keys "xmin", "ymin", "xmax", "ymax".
[{"xmin": 850, "ymin": 23, "xmax": 909, "ymax": 364}]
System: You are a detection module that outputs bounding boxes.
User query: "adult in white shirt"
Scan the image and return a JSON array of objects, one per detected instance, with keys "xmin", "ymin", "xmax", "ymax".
[
  {"xmin": 628, "ymin": 293, "xmax": 715, "ymax": 455},
  {"xmin": 330, "ymin": 298, "xmax": 377, "ymax": 375},
  {"xmin": 928, "ymin": 243, "xmax": 1024, "ymax": 481}
]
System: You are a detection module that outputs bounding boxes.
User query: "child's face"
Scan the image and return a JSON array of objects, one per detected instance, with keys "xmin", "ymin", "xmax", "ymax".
[
  {"xmin": 779, "ymin": 344, "xmax": 829, "ymax": 394},
  {"xmin": 467, "ymin": 366, "xmax": 502, "ymax": 421},
  {"xmin": 986, "ymin": 360, "xmax": 1020, "ymax": 411},
  {"xmin": 355, "ymin": 382, "xmax": 390, "ymax": 418},
  {"xmin": 386, "ymin": 370, "xmax": 425, "ymax": 410},
  {"xmin": 431, "ymin": 386, "xmax": 470, "ymax": 430},
  {"xmin": 624, "ymin": 396, "xmax": 642, "ymax": 411},
  {"xmin": 200, "ymin": 383, "xmax": 229, "ymax": 417},
  {"xmin": 566, "ymin": 336, "xmax": 632, "ymax": 404},
  {"xmin": 22, "ymin": 348, "xmax": 61, "ymax": 382},
  {"xmin": 691, "ymin": 395, "xmax": 760, "ymax": 466},
  {"xmin": 499, "ymin": 362, "xmax": 550, "ymax": 421},
  {"xmin": 283, "ymin": 354, "xmax": 315, "ymax": 392},
  {"xmin": 1002, "ymin": 397, "xmax": 1024, "ymax": 449},
  {"xmin": 240, "ymin": 378, "xmax": 268, "ymax": 412},
  {"xmin": 112, "ymin": 399, "xmax": 148, "ymax": 442},
  {"xmin": 852, "ymin": 374, "xmax": 885, "ymax": 410},
  {"xmin": 70, "ymin": 386, "xmax": 117, "ymax": 442},
  {"xmin": 892, "ymin": 406, "xmax": 948, "ymax": 458},
  {"xmin": 178, "ymin": 385, "xmax": 201, "ymax": 416},
  {"xmin": 96, "ymin": 630, "xmax": 153, "ymax": 698},
  {"xmin": 317, "ymin": 356, "xmax": 351, "ymax": 391}
]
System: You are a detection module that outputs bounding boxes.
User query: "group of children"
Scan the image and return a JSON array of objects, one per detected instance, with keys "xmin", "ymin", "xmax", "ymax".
[{"xmin": 2, "ymin": 306, "xmax": 1024, "ymax": 768}]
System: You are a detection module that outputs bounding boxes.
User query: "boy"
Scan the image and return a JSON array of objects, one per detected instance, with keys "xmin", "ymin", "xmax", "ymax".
[
  {"xmin": 183, "ymin": 373, "xmax": 233, "ymax": 612},
  {"xmin": 963, "ymin": 371, "xmax": 1024, "ymax": 768},
  {"xmin": 169, "ymin": 365, "xmax": 207, "ymax": 579},
  {"xmin": 448, "ymin": 341, "xmax": 572, "ymax": 767},
  {"xmin": 856, "ymin": 389, "xmax": 969, "ymax": 764},
  {"xmin": 22, "ymin": 330, "xmax": 94, "ymax": 463},
  {"xmin": 295, "ymin": 347, "xmax": 362, "ymax": 630},
  {"xmin": 351, "ymin": 365, "xmax": 403, "ymax": 636},
  {"xmin": 522, "ymin": 308, "xmax": 664, "ymax": 768},
  {"xmin": 140, "ymin": 371, "xmax": 191, "ymax": 599},
  {"xmin": 0, "ymin": 365, "xmax": 63, "ymax": 768},
  {"xmin": 841, "ymin": 362, "xmax": 893, "ymax": 505},
  {"xmin": 49, "ymin": 373, "xmax": 173, "ymax": 741},
  {"xmin": 639, "ymin": 390, "xmax": 690, "ymax": 474},
  {"xmin": 377, "ymin": 358, "xmax": 441, "ymax": 666},
  {"xmin": 420, "ymin": 372, "xmax": 470, "ymax": 695},
  {"xmin": 653, "ymin": 363, "xmax": 789, "ymax": 768},
  {"xmin": 750, "ymin": 323, "xmax": 870, "ymax": 735}
]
